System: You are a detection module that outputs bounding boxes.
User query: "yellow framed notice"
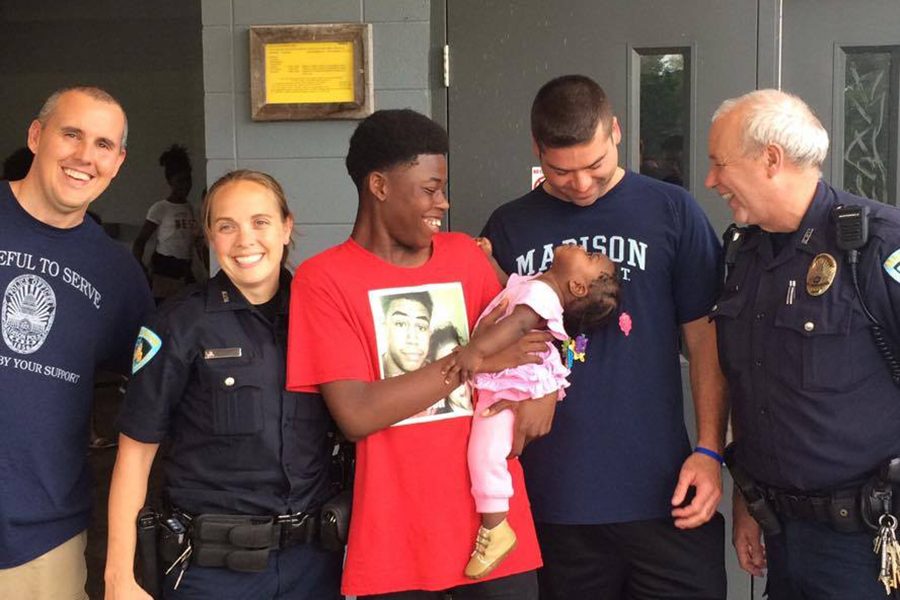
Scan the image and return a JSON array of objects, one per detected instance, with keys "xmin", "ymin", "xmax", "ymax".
[{"xmin": 250, "ymin": 23, "xmax": 373, "ymax": 121}]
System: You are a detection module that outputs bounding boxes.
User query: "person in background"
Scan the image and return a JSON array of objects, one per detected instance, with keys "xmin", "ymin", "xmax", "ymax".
[
  {"xmin": 1, "ymin": 146, "xmax": 34, "ymax": 181},
  {"xmin": 133, "ymin": 143, "xmax": 198, "ymax": 303}
]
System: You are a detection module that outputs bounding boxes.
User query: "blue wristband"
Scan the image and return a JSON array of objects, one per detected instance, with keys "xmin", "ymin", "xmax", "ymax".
[{"xmin": 694, "ymin": 446, "xmax": 725, "ymax": 465}]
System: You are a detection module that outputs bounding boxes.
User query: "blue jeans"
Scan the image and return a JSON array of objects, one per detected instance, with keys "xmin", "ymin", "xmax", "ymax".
[
  {"xmin": 764, "ymin": 517, "xmax": 893, "ymax": 599},
  {"xmin": 162, "ymin": 542, "xmax": 342, "ymax": 600}
]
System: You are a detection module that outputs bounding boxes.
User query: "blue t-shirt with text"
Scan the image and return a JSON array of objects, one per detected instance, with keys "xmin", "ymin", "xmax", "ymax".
[
  {"xmin": 482, "ymin": 171, "xmax": 721, "ymax": 523},
  {"xmin": 0, "ymin": 182, "xmax": 152, "ymax": 567}
]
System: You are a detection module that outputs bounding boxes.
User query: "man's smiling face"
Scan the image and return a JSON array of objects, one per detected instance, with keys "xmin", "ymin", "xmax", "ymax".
[
  {"xmin": 26, "ymin": 90, "xmax": 126, "ymax": 225},
  {"xmin": 705, "ymin": 105, "xmax": 773, "ymax": 228}
]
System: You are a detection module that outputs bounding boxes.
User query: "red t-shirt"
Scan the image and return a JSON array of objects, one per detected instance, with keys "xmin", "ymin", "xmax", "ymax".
[{"xmin": 287, "ymin": 233, "xmax": 541, "ymax": 596}]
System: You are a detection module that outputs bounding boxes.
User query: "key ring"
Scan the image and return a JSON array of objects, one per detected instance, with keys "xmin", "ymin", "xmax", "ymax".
[{"xmin": 878, "ymin": 513, "xmax": 898, "ymax": 530}]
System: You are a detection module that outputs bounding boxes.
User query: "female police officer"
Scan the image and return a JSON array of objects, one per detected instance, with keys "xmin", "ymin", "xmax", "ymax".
[{"xmin": 104, "ymin": 170, "xmax": 342, "ymax": 599}]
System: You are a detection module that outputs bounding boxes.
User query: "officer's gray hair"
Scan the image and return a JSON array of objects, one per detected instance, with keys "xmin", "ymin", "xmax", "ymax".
[
  {"xmin": 37, "ymin": 86, "xmax": 128, "ymax": 150},
  {"xmin": 712, "ymin": 89, "xmax": 828, "ymax": 170}
]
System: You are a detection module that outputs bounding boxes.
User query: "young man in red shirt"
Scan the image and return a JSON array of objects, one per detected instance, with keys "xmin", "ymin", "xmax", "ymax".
[{"xmin": 287, "ymin": 109, "xmax": 549, "ymax": 598}]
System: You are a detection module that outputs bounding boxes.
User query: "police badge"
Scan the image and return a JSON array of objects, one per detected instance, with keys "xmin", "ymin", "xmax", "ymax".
[{"xmin": 806, "ymin": 253, "xmax": 837, "ymax": 296}]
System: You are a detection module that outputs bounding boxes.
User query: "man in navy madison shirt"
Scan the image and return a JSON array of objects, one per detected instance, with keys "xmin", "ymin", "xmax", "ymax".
[
  {"xmin": 0, "ymin": 87, "xmax": 152, "ymax": 599},
  {"xmin": 482, "ymin": 75, "xmax": 727, "ymax": 599}
]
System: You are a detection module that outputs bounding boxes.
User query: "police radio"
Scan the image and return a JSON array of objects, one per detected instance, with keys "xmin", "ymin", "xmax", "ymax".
[
  {"xmin": 834, "ymin": 204, "xmax": 869, "ymax": 253},
  {"xmin": 833, "ymin": 204, "xmax": 900, "ymax": 386}
]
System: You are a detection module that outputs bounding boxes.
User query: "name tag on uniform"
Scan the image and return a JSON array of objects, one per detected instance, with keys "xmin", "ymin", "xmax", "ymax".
[{"xmin": 203, "ymin": 347, "xmax": 242, "ymax": 360}]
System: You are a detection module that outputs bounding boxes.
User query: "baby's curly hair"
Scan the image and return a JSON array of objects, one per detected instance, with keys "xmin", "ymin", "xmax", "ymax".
[
  {"xmin": 563, "ymin": 269, "xmax": 621, "ymax": 336},
  {"xmin": 346, "ymin": 109, "xmax": 448, "ymax": 191}
]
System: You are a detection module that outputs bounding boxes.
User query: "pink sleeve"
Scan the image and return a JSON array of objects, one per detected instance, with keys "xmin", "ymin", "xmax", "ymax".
[{"xmin": 514, "ymin": 278, "xmax": 568, "ymax": 340}]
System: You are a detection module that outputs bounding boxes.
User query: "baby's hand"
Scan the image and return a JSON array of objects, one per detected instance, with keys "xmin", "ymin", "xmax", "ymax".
[
  {"xmin": 474, "ymin": 237, "xmax": 494, "ymax": 258},
  {"xmin": 441, "ymin": 345, "xmax": 484, "ymax": 385}
]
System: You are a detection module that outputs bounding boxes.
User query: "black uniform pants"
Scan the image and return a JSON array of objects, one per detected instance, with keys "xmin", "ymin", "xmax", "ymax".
[{"xmin": 535, "ymin": 515, "xmax": 726, "ymax": 600}]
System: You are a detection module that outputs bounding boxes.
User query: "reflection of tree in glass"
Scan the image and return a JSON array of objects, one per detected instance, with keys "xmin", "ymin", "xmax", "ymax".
[
  {"xmin": 843, "ymin": 52, "xmax": 891, "ymax": 203},
  {"xmin": 639, "ymin": 53, "xmax": 689, "ymax": 188}
]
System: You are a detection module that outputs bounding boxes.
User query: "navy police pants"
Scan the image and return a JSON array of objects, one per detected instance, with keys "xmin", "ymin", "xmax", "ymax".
[
  {"xmin": 161, "ymin": 542, "xmax": 342, "ymax": 600},
  {"xmin": 764, "ymin": 517, "xmax": 894, "ymax": 599}
]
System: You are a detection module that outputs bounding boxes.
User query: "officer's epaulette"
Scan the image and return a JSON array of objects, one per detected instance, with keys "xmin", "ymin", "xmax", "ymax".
[{"xmin": 155, "ymin": 281, "xmax": 208, "ymax": 320}]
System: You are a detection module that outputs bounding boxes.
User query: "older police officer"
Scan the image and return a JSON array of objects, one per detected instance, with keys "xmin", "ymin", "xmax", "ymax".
[{"xmin": 708, "ymin": 89, "xmax": 900, "ymax": 598}]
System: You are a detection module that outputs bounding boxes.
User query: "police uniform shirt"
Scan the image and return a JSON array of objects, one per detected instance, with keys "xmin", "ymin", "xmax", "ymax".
[
  {"xmin": 117, "ymin": 270, "xmax": 333, "ymax": 516},
  {"xmin": 714, "ymin": 181, "xmax": 900, "ymax": 491}
]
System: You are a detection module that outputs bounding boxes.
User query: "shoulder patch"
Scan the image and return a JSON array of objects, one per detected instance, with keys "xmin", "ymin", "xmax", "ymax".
[
  {"xmin": 885, "ymin": 249, "xmax": 900, "ymax": 285},
  {"xmin": 132, "ymin": 326, "xmax": 162, "ymax": 374}
]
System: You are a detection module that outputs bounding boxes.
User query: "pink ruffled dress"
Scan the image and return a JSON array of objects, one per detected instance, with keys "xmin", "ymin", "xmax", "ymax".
[{"xmin": 472, "ymin": 273, "xmax": 571, "ymax": 404}]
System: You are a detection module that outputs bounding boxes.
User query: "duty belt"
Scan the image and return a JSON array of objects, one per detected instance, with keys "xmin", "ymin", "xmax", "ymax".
[
  {"xmin": 760, "ymin": 484, "xmax": 865, "ymax": 533},
  {"xmin": 725, "ymin": 443, "xmax": 900, "ymax": 535},
  {"xmin": 190, "ymin": 510, "xmax": 319, "ymax": 550},
  {"xmin": 173, "ymin": 509, "xmax": 321, "ymax": 573}
]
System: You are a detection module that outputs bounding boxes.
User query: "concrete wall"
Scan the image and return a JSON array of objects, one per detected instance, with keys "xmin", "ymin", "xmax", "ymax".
[
  {"xmin": 201, "ymin": 0, "xmax": 435, "ymax": 266},
  {"xmin": 0, "ymin": 1, "xmax": 206, "ymax": 242}
]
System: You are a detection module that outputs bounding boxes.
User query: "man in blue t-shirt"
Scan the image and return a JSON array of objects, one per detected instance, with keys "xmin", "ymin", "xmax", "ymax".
[
  {"xmin": 0, "ymin": 87, "xmax": 152, "ymax": 600},
  {"xmin": 481, "ymin": 75, "xmax": 727, "ymax": 598}
]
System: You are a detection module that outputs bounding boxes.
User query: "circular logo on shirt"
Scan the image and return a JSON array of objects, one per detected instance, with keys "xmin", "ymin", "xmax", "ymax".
[{"xmin": 2, "ymin": 274, "xmax": 57, "ymax": 354}]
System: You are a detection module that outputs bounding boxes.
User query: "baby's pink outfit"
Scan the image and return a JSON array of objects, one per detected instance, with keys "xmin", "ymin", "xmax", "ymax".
[{"xmin": 468, "ymin": 274, "xmax": 570, "ymax": 513}]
